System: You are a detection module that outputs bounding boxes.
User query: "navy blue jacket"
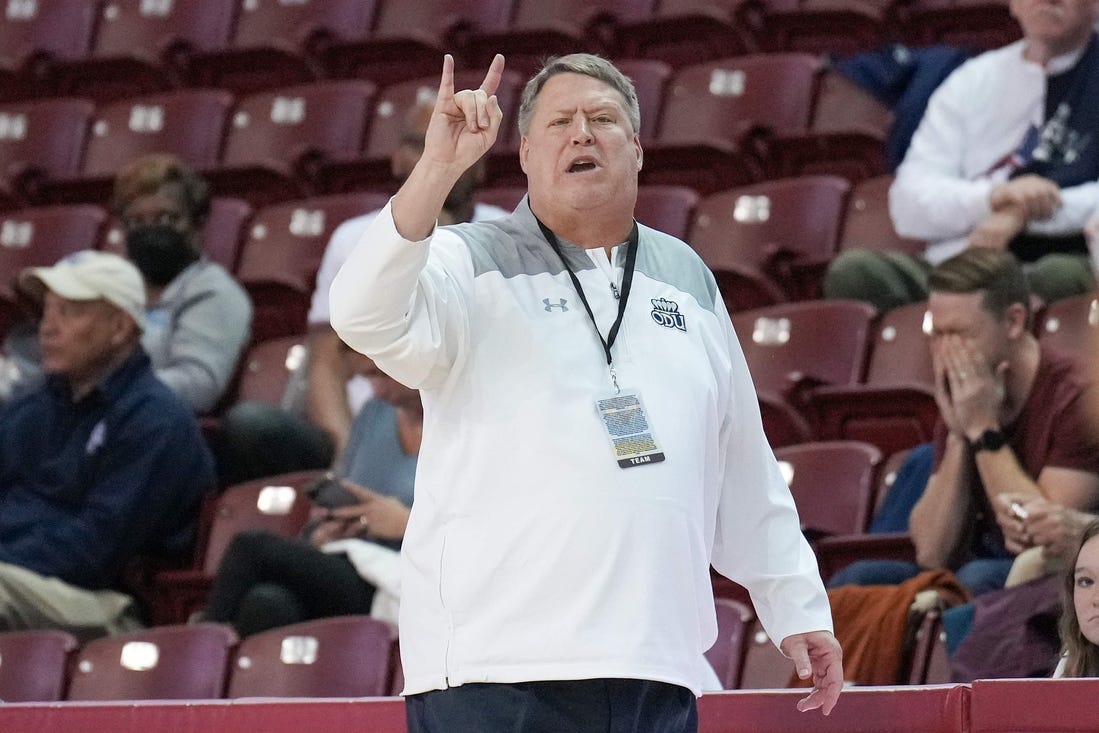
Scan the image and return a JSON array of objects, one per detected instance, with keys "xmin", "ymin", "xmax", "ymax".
[{"xmin": 0, "ymin": 348, "xmax": 213, "ymax": 590}]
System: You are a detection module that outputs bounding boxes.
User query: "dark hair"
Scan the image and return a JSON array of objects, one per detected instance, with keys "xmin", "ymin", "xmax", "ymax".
[
  {"xmin": 1059, "ymin": 517, "xmax": 1099, "ymax": 677},
  {"xmin": 927, "ymin": 248, "xmax": 1031, "ymax": 322},
  {"xmin": 110, "ymin": 153, "xmax": 211, "ymax": 224},
  {"xmin": 517, "ymin": 53, "xmax": 641, "ymax": 135}
]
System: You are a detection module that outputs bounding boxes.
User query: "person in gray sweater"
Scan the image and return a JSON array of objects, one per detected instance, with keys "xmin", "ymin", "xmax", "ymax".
[{"xmin": 0, "ymin": 154, "xmax": 252, "ymax": 414}]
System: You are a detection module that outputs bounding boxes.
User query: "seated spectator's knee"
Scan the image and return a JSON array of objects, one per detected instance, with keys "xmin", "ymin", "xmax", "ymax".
[
  {"xmin": 823, "ymin": 250, "xmax": 888, "ymax": 300},
  {"xmin": 224, "ymin": 530, "xmax": 270, "ymax": 556},
  {"xmin": 235, "ymin": 582, "xmax": 304, "ymax": 637},
  {"xmin": 1025, "ymin": 254, "xmax": 1094, "ymax": 305}
]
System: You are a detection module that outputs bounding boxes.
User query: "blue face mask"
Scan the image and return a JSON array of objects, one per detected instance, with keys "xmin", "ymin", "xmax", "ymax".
[{"xmin": 125, "ymin": 224, "xmax": 197, "ymax": 287}]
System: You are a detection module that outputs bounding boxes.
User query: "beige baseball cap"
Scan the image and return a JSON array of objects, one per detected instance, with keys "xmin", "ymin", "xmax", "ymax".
[{"xmin": 20, "ymin": 250, "xmax": 147, "ymax": 331}]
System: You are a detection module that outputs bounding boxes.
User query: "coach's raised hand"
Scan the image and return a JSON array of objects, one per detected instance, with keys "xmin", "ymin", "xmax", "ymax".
[{"xmin": 392, "ymin": 53, "xmax": 505, "ymax": 240}]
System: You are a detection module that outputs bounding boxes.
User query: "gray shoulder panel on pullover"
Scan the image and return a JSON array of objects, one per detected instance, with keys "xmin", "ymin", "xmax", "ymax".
[{"xmin": 446, "ymin": 196, "xmax": 719, "ymax": 314}]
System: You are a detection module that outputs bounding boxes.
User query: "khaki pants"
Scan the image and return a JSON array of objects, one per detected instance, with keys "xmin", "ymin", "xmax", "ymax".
[{"xmin": 0, "ymin": 562, "xmax": 144, "ymax": 643}]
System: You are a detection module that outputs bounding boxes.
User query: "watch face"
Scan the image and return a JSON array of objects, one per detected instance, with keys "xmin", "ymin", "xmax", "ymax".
[{"xmin": 976, "ymin": 429, "xmax": 1006, "ymax": 451}]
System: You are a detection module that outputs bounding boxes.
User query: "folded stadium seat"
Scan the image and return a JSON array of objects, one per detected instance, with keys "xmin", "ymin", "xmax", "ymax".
[
  {"xmin": 688, "ymin": 175, "xmax": 851, "ymax": 310},
  {"xmin": 0, "ymin": 204, "xmax": 107, "ymax": 336},
  {"xmin": 37, "ymin": 88, "xmax": 233, "ymax": 206},
  {"xmin": 634, "ymin": 185, "xmax": 699, "ymax": 241},
  {"xmin": 227, "ymin": 615, "xmax": 399, "ymax": 698},
  {"xmin": 0, "ymin": 97, "xmax": 94, "ymax": 211},
  {"xmin": 614, "ymin": 0, "xmax": 762, "ymax": 68},
  {"xmin": 905, "ymin": 607, "xmax": 952, "ymax": 684},
  {"xmin": 152, "ymin": 470, "xmax": 320, "ymax": 625},
  {"xmin": 808, "ymin": 300, "xmax": 936, "ymax": 456},
  {"xmin": 100, "ymin": 197, "xmax": 253, "ymax": 275},
  {"xmin": 738, "ymin": 618, "xmax": 798, "ymax": 688},
  {"xmin": 813, "ymin": 447, "xmax": 919, "ymax": 583},
  {"xmin": 1035, "ymin": 292, "xmax": 1098, "ymax": 364},
  {"xmin": 774, "ymin": 440, "xmax": 882, "ymax": 542},
  {"xmin": 768, "ymin": 66, "xmax": 893, "ymax": 183},
  {"xmin": 756, "ymin": 390, "xmax": 815, "ymax": 448},
  {"xmin": 612, "ymin": 58, "xmax": 671, "ymax": 147},
  {"xmin": 759, "ymin": 0, "xmax": 891, "ymax": 58},
  {"xmin": 642, "ymin": 54, "xmax": 820, "ymax": 195},
  {"xmin": 897, "ymin": 0, "xmax": 1020, "ymax": 54},
  {"xmin": 207, "ymin": 80, "xmax": 376, "ymax": 207},
  {"xmin": 234, "ymin": 335, "xmax": 309, "ymax": 408},
  {"xmin": 66, "ymin": 623, "xmax": 239, "ymax": 701},
  {"xmin": 50, "ymin": 0, "xmax": 236, "ymax": 103},
  {"xmin": 731, "ymin": 299, "xmax": 876, "ymax": 451},
  {"xmin": 319, "ymin": 69, "xmax": 522, "ymax": 194},
  {"xmin": 235, "ymin": 192, "xmax": 390, "ymax": 341},
  {"xmin": 836, "ymin": 174, "xmax": 926, "ymax": 257},
  {"xmin": 815, "ymin": 532, "xmax": 918, "ymax": 585},
  {"xmin": 0, "ymin": 630, "xmax": 78, "ymax": 702},
  {"xmin": 186, "ymin": 0, "xmax": 378, "ymax": 96},
  {"xmin": 0, "ymin": 0, "xmax": 98, "ymax": 102},
  {"xmin": 705, "ymin": 597, "xmax": 754, "ymax": 690},
  {"xmin": 323, "ymin": 0, "xmax": 516, "ymax": 87},
  {"xmin": 463, "ymin": 0, "xmax": 658, "ymax": 80},
  {"xmin": 730, "ymin": 299, "xmax": 877, "ymax": 422}
]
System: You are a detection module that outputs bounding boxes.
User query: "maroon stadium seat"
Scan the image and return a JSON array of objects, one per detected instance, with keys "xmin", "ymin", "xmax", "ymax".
[
  {"xmin": 235, "ymin": 192, "xmax": 390, "ymax": 340},
  {"xmin": 838, "ymin": 174, "xmax": 926, "ymax": 256},
  {"xmin": 465, "ymin": 0, "xmax": 657, "ymax": 78},
  {"xmin": 688, "ymin": 175, "xmax": 850, "ymax": 310},
  {"xmin": 810, "ymin": 300, "xmax": 937, "ymax": 456},
  {"xmin": 0, "ymin": 629, "xmax": 78, "ymax": 702},
  {"xmin": 227, "ymin": 615, "xmax": 399, "ymax": 698},
  {"xmin": 774, "ymin": 439, "xmax": 882, "ymax": 539},
  {"xmin": 187, "ymin": 0, "xmax": 377, "ymax": 95},
  {"xmin": 0, "ymin": 204, "xmax": 107, "ymax": 335},
  {"xmin": 0, "ymin": 0, "xmax": 98, "ymax": 101},
  {"xmin": 324, "ymin": 0, "xmax": 516, "ymax": 86},
  {"xmin": 41, "ymin": 89, "xmax": 233, "ymax": 205},
  {"xmin": 66, "ymin": 623, "xmax": 239, "ymax": 701},
  {"xmin": 644, "ymin": 54, "xmax": 820, "ymax": 194},
  {"xmin": 0, "ymin": 97, "xmax": 93, "ymax": 210},
  {"xmin": 53, "ymin": 0, "xmax": 237, "ymax": 102},
  {"xmin": 615, "ymin": 0, "xmax": 760, "ymax": 68},
  {"xmin": 209, "ymin": 80, "xmax": 376, "ymax": 206},
  {"xmin": 152, "ymin": 470, "xmax": 320, "ymax": 624},
  {"xmin": 705, "ymin": 597, "xmax": 754, "ymax": 690}
]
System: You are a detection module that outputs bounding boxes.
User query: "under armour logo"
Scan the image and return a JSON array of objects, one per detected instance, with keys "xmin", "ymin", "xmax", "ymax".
[
  {"xmin": 651, "ymin": 298, "xmax": 686, "ymax": 331},
  {"xmin": 543, "ymin": 298, "xmax": 569, "ymax": 312}
]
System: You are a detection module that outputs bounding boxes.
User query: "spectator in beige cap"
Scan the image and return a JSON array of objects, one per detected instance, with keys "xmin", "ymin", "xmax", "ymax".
[{"xmin": 0, "ymin": 250, "xmax": 213, "ymax": 640}]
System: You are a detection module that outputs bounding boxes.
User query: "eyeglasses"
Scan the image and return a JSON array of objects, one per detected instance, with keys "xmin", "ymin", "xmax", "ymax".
[{"xmin": 119, "ymin": 210, "xmax": 189, "ymax": 231}]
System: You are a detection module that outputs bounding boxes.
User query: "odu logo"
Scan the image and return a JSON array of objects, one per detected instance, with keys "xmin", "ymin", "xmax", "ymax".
[{"xmin": 650, "ymin": 298, "xmax": 686, "ymax": 331}]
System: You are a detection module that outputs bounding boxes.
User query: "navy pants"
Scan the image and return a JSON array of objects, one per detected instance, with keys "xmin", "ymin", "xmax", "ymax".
[{"xmin": 406, "ymin": 678, "xmax": 698, "ymax": 733}]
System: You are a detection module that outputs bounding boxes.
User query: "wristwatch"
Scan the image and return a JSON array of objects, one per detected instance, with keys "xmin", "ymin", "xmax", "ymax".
[{"xmin": 970, "ymin": 428, "xmax": 1006, "ymax": 453}]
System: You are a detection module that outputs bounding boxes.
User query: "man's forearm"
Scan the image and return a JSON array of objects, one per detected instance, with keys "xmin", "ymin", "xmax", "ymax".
[{"xmin": 909, "ymin": 434, "xmax": 974, "ymax": 568}]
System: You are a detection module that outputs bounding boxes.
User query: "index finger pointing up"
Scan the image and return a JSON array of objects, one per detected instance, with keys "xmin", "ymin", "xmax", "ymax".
[
  {"xmin": 437, "ymin": 54, "xmax": 456, "ymax": 107},
  {"xmin": 479, "ymin": 54, "xmax": 506, "ymax": 97}
]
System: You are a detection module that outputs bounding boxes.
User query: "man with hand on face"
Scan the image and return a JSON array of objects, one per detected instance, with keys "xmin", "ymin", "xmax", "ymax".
[
  {"xmin": 910, "ymin": 248, "xmax": 1099, "ymax": 594},
  {"xmin": 330, "ymin": 53, "xmax": 841, "ymax": 732}
]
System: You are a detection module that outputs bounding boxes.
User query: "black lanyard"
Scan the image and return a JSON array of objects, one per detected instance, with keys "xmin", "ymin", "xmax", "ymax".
[{"xmin": 534, "ymin": 214, "xmax": 640, "ymax": 389}]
